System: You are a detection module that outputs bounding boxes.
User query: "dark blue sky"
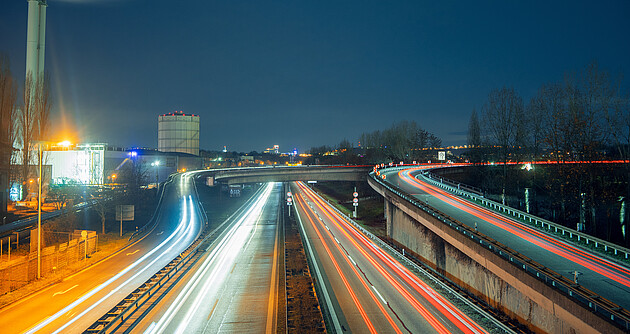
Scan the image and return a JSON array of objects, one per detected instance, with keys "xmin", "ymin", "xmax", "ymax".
[{"xmin": 1, "ymin": 1, "xmax": 629, "ymax": 152}]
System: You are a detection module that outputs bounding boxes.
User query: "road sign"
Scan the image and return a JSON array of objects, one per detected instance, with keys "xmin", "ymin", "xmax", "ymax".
[
  {"xmin": 353, "ymin": 198, "xmax": 358, "ymax": 203},
  {"xmin": 353, "ymin": 192, "xmax": 358, "ymax": 198},
  {"xmin": 353, "ymin": 203, "xmax": 358, "ymax": 207},
  {"xmin": 116, "ymin": 205, "xmax": 135, "ymax": 221},
  {"xmin": 438, "ymin": 151, "xmax": 446, "ymax": 161},
  {"xmin": 287, "ymin": 192, "xmax": 292, "ymax": 197},
  {"xmin": 116, "ymin": 205, "xmax": 134, "ymax": 237}
]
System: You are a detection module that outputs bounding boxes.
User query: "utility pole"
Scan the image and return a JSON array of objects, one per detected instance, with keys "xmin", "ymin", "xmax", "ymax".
[{"xmin": 37, "ymin": 145, "xmax": 42, "ymax": 279}]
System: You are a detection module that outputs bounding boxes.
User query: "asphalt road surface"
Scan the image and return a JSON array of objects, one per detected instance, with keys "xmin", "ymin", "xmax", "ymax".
[
  {"xmin": 292, "ymin": 181, "xmax": 493, "ymax": 334},
  {"xmin": 134, "ymin": 182, "xmax": 282, "ymax": 334}
]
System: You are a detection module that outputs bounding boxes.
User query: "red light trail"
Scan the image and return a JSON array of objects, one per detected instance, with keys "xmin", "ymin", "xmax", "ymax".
[
  {"xmin": 396, "ymin": 168, "xmax": 630, "ymax": 288},
  {"xmin": 295, "ymin": 181, "xmax": 488, "ymax": 334}
]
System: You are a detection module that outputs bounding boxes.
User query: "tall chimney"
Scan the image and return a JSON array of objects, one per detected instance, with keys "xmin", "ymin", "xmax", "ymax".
[{"xmin": 25, "ymin": 0, "xmax": 47, "ymax": 82}]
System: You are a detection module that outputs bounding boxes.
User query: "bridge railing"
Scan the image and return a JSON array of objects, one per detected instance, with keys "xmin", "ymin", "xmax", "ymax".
[
  {"xmin": 419, "ymin": 170, "xmax": 630, "ymax": 265},
  {"xmin": 370, "ymin": 169, "xmax": 630, "ymax": 331}
]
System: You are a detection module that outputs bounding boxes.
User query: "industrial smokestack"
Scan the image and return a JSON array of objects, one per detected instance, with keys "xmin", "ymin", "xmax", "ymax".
[{"xmin": 25, "ymin": 0, "xmax": 47, "ymax": 82}]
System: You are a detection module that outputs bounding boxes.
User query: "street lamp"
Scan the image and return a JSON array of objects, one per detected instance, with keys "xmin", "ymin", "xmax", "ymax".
[
  {"xmin": 151, "ymin": 160, "xmax": 160, "ymax": 185},
  {"xmin": 35, "ymin": 140, "xmax": 71, "ymax": 280}
]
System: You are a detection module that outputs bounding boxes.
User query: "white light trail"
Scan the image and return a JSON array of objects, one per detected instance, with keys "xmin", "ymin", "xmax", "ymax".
[
  {"xmin": 26, "ymin": 196, "xmax": 197, "ymax": 334},
  {"xmin": 147, "ymin": 183, "xmax": 274, "ymax": 334}
]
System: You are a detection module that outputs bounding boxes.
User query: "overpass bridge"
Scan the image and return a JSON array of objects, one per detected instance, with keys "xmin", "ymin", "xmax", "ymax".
[{"xmin": 209, "ymin": 165, "xmax": 371, "ymax": 185}]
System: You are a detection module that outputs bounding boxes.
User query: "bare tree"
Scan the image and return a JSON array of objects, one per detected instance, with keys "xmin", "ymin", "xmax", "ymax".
[
  {"xmin": 526, "ymin": 91, "xmax": 546, "ymax": 161},
  {"xmin": 0, "ymin": 55, "xmax": 17, "ymax": 213},
  {"xmin": 34, "ymin": 73, "xmax": 51, "ymax": 144},
  {"xmin": 18, "ymin": 71, "xmax": 51, "ymax": 201},
  {"xmin": 467, "ymin": 108, "xmax": 482, "ymax": 163},
  {"xmin": 481, "ymin": 87, "xmax": 525, "ymax": 204},
  {"xmin": 535, "ymin": 83, "xmax": 567, "ymax": 162},
  {"xmin": 0, "ymin": 56, "xmax": 18, "ymax": 163},
  {"xmin": 20, "ymin": 73, "xmax": 37, "ymax": 200}
]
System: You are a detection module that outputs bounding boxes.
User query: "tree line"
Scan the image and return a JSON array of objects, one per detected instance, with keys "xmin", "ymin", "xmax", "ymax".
[
  {"xmin": 308, "ymin": 121, "xmax": 443, "ymax": 164},
  {"xmin": 468, "ymin": 61, "xmax": 628, "ymax": 165},
  {"xmin": 467, "ymin": 61, "xmax": 629, "ymax": 241}
]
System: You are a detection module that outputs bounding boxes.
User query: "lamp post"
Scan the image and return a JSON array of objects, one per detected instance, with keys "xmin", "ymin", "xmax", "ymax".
[
  {"xmin": 37, "ymin": 144, "xmax": 42, "ymax": 279},
  {"xmin": 36, "ymin": 140, "xmax": 71, "ymax": 280},
  {"xmin": 151, "ymin": 160, "xmax": 160, "ymax": 185}
]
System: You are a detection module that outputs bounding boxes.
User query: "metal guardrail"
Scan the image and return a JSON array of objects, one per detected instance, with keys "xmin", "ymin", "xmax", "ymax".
[
  {"xmin": 85, "ymin": 230, "xmax": 205, "ymax": 333},
  {"xmin": 424, "ymin": 170, "xmax": 484, "ymax": 196},
  {"xmin": 420, "ymin": 170, "xmax": 630, "ymax": 264},
  {"xmin": 302, "ymin": 182, "xmax": 516, "ymax": 334},
  {"xmin": 370, "ymin": 168, "xmax": 630, "ymax": 331}
]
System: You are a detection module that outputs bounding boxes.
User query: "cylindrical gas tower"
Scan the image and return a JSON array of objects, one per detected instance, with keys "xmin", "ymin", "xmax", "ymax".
[
  {"xmin": 26, "ymin": 0, "xmax": 47, "ymax": 81},
  {"xmin": 158, "ymin": 111, "xmax": 200, "ymax": 156}
]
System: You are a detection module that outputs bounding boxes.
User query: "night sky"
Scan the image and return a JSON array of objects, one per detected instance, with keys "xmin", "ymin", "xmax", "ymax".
[{"xmin": 1, "ymin": 1, "xmax": 629, "ymax": 153}]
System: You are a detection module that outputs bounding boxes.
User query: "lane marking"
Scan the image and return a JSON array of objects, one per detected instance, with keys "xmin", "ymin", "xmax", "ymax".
[
  {"xmin": 53, "ymin": 285, "xmax": 78, "ymax": 297},
  {"xmin": 265, "ymin": 199, "xmax": 281, "ymax": 334},
  {"xmin": 156, "ymin": 231, "xmax": 164, "ymax": 236},
  {"xmin": 207, "ymin": 299, "xmax": 219, "ymax": 320},
  {"xmin": 371, "ymin": 285, "xmax": 388, "ymax": 305},
  {"xmin": 126, "ymin": 249, "xmax": 140, "ymax": 256}
]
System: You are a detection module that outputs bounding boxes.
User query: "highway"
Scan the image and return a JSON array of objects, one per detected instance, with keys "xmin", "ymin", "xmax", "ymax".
[
  {"xmin": 131, "ymin": 182, "xmax": 282, "ymax": 334},
  {"xmin": 0, "ymin": 172, "xmax": 205, "ymax": 333},
  {"xmin": 292, "ymin": 181, "xmax": 504, "ymax": 334},
  {"xmin": 381, "ymin": 166, "xmax": 630, "ymax": 311}
]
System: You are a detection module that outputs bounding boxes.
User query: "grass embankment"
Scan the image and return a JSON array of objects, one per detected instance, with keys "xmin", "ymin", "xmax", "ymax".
[{"xmin": 310, "ymin": 181, "xmax": 386, "ymax": 237}]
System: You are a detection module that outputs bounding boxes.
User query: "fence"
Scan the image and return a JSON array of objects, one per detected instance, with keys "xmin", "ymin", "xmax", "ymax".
[{"xmin": 0, "ymin": 233, "xmax": 97, "ymax": 295}]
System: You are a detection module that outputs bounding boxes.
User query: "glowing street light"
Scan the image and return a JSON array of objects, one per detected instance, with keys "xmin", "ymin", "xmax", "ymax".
[{"xmin": 151, "ymin": 160, "xmax": 161, "ymax": 185}]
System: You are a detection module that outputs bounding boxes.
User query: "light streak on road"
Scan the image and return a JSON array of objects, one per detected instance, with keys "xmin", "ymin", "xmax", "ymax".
[
  {"xmin": 295, "ymin": 194, "xmax": 380, "ymax": 333},
  {"xmin": 146, "ymin": 183, "xmax": 274, "ymax": 334},
  {"xmin": 396, "ymin": 168, "xmax": 630, "ymax": 288},
  {"xmin": 24, "ymin": 195, "xmax": 198, "ymax": 334},
  {"xmin": 295, "ymin": 181, "xmax": 488, "ymax": 334}
]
